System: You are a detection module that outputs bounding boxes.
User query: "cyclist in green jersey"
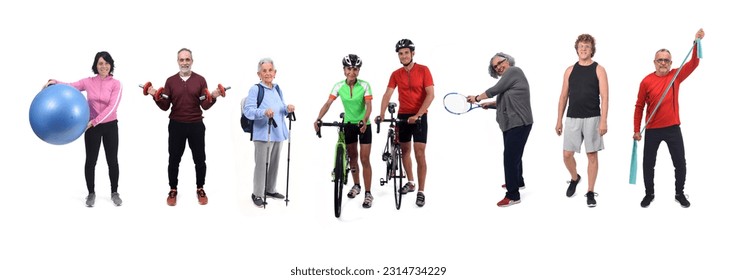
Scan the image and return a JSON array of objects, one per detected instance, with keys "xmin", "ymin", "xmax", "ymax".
[{"xmin": 314, "ymin": 54, "xmax": 374, "ymax": 208}]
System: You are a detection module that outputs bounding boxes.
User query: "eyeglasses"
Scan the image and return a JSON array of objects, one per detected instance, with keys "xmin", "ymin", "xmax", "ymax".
[
  {"xmin": 493, "ymin": 58, "xmax": 507, "ymax": 70},
  {"xmin": 654, "ymin": 58, "xmax": 672, "ymax": 64}
]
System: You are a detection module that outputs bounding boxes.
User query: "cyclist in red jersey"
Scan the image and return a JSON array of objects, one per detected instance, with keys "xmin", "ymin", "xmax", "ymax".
[{"xmin": 378, "ymin": 39, "xmax": 435, "ymax": 207}]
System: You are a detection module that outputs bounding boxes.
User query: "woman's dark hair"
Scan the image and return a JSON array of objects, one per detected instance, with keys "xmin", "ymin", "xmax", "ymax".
[{"xmin": 92, "ymin": 51, "xmax": 115, "ymax": 74}]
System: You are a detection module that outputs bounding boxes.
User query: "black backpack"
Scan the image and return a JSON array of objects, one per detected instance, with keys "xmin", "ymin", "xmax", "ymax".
[{"xmin": 241, "ymin": 84, "xmax": 282, "ymax": 140}]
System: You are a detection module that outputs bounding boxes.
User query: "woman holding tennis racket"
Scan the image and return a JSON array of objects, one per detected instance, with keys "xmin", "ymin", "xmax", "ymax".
[
  {"xmin": 314, "ymin": 54, "xmax": 375, "ymax": 208},
  {"xmin": 467, "ymin": 52, "xmax": 533, "ymax": 207}
]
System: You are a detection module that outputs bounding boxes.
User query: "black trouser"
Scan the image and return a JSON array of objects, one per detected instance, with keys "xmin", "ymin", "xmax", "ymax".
[
  {"xmin": 643, "ymin": 125, "xmax": 686, "ymax": 195},
  {"xmin": 168, "ymin": 120, "xmax": 206, "ymax": 189},
  {"xmin": 84, "ymin": 120, "xmax": 119, "ymax": 194},
  {"xmin": 502, "ymin": 124, "xmax": 532, "ymax": 201}
]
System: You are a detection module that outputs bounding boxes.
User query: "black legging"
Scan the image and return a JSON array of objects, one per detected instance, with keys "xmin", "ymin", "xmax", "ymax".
[
  {"xmin": 85, "ymin": 120, "xmax": 119, "ymax": 194},
  {"xmin": 502, "ymin": 124, "xmax": 532, "ymax": 201},
  {"xmin": 168, "ymin": 120, "xmax": 207, "ymax": 189},
  {"xmin": 643, "ymin": 125, "xmax": 686, "ymax": 195}
]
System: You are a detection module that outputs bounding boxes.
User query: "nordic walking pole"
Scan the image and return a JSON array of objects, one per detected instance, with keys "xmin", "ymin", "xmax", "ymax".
[
  {"xmin": 285, "ymin": 112, "xmax": 296, "ymax": 206},
  {"xmin": 264, "ymin": 117, "xmax": 277, "ymax": 208},
  {"xmin": 630, "ymin": 38, "xmax": 702, "ymax": 184}
]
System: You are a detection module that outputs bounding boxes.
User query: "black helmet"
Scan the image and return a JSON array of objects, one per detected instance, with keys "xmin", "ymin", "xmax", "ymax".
[
  {"xmin": 395, "ymin": 39, "xmax": 415, "ymax": 52},
  {"xmin": 342, "ymin": 54, "xmax": 362, "ymax": 68}
]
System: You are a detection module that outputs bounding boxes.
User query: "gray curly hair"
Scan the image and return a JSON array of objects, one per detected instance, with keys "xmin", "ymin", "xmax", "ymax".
[{"xmin": 487, "ymin": 52, "xmax": 515, "ymax": 79}]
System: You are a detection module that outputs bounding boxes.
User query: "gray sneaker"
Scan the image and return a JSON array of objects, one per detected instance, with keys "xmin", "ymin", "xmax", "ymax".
[
  {"xmin": 111, "ymin": 192, "xmax": 122, "ymax": 206},
  {"xmin": 416, "ymin": 192, "xmax": 425, "ymax": 207},
  {"xmin": 400, "ymin": 182, "xmax": 415, "ymax": 194},
  {"xmin": 362, "ymin": 192, "xmax": 373, "ymax": 208},
  {"xmin": 347, "ymin": 185, "xmax": 361, "ymax": 198},
  {"xmin": 85, "ymin": 193, "xmax": 96, "ymax": 207}
]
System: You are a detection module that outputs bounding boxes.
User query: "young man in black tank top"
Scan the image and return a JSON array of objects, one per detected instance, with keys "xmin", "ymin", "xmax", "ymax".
[{"xmin": 555, "ymin": 34, "xmax": 610, "ymax": 207}]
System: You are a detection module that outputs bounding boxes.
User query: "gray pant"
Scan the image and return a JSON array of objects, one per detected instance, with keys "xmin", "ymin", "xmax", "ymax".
[{"xmin": 253, "ymin": 141, "xmax": 283, "ymax": 197}]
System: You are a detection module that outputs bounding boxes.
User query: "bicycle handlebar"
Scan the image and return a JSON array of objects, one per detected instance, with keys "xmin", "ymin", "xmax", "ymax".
[
  {"xmin": 374, "ymin": 116, "xmax": 421, "ymax": 134},
  {"xmin": 316, "ymin": 120, "xmax": 364, "ymax": 138}
]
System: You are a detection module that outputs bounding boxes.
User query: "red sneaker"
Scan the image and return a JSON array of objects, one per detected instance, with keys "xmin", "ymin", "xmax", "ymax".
[
  {"xmin": 497, "ymin": 197, "xmax": 520, "ymax": 207},
  {"xmin": 167, "ymin": 190, "xmax": 177, "ymax": 206},
  {"xmin": 197, "ymin": 188, "xmax": 208, "ymax": 205}
]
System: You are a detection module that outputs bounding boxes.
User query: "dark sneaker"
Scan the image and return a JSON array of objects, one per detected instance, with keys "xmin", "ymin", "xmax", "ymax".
[
  {"xmin": 497, "ymin": 196, "xmax": 520, "ymax": 207},
  {"xmin": 111, "ymin": 192, "xmax": 122, "ymax": 206},
  {"xmin": 586, "ymin": 191, "xmax": 598, "ymax": 208},
  {"xmin": 502, "ymin": 184, "xmax": 526, "ymax": 190},
  {"xmin": 266, "ymin": 192, "xmax": 285, "ymax": 199},
  {"xmin": 362, "ymin": 192, "xmax": 373, "ymax": 208},
  {"xmin": 416, "ymin": 192, "xmax": 425, "ymax": 207},
  {"xmin": 675, "ymin": 194, "xmax": 690, "ymax": 208},
  {"xmin": 85, "ymin": 193, "xmax": 96, "ymax": 207},
  {"xmin": 566, "ymin": 174, "xmax": 581, "ymax": 197},
  {"xmin": 196, "ymin": 189, "xmax": 208, "ymax": 205},
  {"xmin": 640, "ymin": 194, "xmax": 654, "ymax": 208},
  {"xmin": 347, "ymin": 185, "xmax": 361, "ymax": 199},
  {"xmin": 252, "ymin": 194, "xmax": 266, "ymax": 208},
  {"xmin": 167, "ymin": 190, "xmax": 177, "ymax": 206},
  {"xmin": 399, "ymin": 182, "xmax": 415, "ymax": 194}
]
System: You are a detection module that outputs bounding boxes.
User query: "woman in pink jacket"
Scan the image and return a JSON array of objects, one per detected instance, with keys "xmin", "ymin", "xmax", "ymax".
[{"xmin": 44, "ymin": 51, "xmax": 123, "ymax": 207}]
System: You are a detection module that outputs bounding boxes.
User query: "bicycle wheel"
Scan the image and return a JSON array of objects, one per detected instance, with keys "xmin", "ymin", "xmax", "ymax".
[
  {"xmin": 382, "ymin": 132, "xmax": 393, "ymax": 184},
  {"xmin": 334, "ymin": 146, "xmax": 344, "ymax": 218},
  {"xmin": 393, "ymin": 146, "xmax": 403, "ymax": 210}
]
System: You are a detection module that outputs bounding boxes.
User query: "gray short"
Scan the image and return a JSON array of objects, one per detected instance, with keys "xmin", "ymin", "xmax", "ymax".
[{"xmin": 563, "ymin": 116, "xmax": 604, "ymax": 153}]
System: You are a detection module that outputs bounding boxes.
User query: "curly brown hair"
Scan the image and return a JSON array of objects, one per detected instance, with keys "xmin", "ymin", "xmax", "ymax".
[{"xmin": 575, "ymin": 34, "xmax": 596, "ymax": 58}]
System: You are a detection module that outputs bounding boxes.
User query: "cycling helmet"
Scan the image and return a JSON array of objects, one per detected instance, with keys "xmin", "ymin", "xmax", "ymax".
[
  {"xmin": 395, "ymin": 39, "xmax": 415, "ymax": 52},
  {"xmin": 342, "ymin": 54, "xmax": 362, "ymax": 68}
]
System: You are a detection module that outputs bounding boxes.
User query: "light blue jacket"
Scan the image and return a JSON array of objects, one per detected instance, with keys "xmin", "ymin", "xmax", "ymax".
[{"xmin": 243, "ymin": 82, "xmax": 289, "ymax": 142}]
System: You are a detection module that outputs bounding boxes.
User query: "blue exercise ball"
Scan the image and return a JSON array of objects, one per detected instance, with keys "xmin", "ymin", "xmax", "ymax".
[{"xmin": 29, "ymin": 84, "xmax": 90, "ymax": 145}]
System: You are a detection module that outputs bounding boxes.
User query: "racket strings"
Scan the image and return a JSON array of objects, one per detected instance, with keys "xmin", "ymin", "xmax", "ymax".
[{"xmin": 443, "ymin": 94, "xmax": 471, "ymax": 114}]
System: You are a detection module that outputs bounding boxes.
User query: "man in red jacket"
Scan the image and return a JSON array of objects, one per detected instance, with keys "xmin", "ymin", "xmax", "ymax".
[{"xmin": 633, "ymin": 28, "xmax": 704, "ymax": 208}]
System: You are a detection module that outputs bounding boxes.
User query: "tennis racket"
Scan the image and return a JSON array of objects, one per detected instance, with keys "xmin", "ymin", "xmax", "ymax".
[{"xmin": 443, "ymin": 92, "xmax": 495, "ymax": 115}]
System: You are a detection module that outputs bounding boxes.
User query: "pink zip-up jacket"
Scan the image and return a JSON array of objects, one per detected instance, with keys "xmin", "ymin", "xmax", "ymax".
[{"xmin": 54, "ymin": 75, "xmax": 122, "ymax": 126}]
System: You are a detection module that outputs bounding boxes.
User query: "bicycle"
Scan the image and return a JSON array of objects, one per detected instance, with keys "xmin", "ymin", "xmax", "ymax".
[
  {"xmin": 316, "ymin": 113, "xmax": 364, "ymax": 218},
  {"xmin": 375, "ymin": 102, "xmax": 420, "ymax": 210}
]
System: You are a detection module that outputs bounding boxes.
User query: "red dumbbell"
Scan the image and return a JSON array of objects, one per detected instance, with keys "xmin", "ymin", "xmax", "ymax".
[
  {"xmin": 199, "ymin": 84, "xmax": 231, "ymax": 103},
  {"xmin": 139, "ymin": 82, "xmax": 167, "ymax": 101}
]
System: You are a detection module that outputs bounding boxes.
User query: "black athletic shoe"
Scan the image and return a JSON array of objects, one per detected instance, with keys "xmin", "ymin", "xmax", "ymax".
[
  {"xmin": 586, "ymin": 191, "xmax": 597, "ymax": 208},
  {"xmin": 641, "ymin": 194, "xmax": 654, "ymax": 208},
  {"xmin": 566, "ymin": 174, "xmax": 581, "ymax": 197},
  {"xmin": 252, "ymin": 194, "xmax": 266, "ymax": 207},
  {"xmin": 265, "ymin": 192, "xmax": 285, "ymax": 199},
  {"xmin": 675, "ymin": 194, "xmax": 690, "ymax": 208}
]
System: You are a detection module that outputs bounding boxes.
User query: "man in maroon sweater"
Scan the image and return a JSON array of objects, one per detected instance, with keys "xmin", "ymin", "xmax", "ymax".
[{"xmin": 147, "ymin": 48, "xmax": 223, "ymax": 206}]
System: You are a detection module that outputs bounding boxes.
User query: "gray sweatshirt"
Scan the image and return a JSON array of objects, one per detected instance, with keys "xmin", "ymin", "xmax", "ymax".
[{"xmin": 483, "ymin": 66, "xmax": 534, "ymax": 132}]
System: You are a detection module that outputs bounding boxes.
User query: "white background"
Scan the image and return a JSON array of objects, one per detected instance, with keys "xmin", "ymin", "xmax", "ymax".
[{"xmin": 1, "ymin": 0, "xmax": 735, "ymax": 279}]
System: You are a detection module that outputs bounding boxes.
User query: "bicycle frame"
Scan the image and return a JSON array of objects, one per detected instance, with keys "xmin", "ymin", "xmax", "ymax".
[
  {"xmin": 375, "ymin": 102, "xmax": 408, "ymax": 210},
  {"xmin": 317, "ymin": 113, "xmax": 355, "ymax": 218}
]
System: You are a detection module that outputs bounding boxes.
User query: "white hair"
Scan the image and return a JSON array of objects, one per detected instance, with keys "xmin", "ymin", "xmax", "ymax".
[{"xmin": 258, "ymin": 58, "xmax": 275, "ymax": 71}]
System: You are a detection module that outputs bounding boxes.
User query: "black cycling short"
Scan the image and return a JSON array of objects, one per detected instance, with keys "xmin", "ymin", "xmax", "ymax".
[
  {"xmin": 345, "ymin": 123, "xmax": 372, "ymax": 144},
  {"xmin": 397, "ymin": 113, "xmax": 428, "ymax": 143}
]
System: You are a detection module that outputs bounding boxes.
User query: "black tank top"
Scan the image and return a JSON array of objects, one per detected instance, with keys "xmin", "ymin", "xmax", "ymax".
[{"xmin": 567, "ymin": 61, "xmax": 601, "ymax": 118}]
